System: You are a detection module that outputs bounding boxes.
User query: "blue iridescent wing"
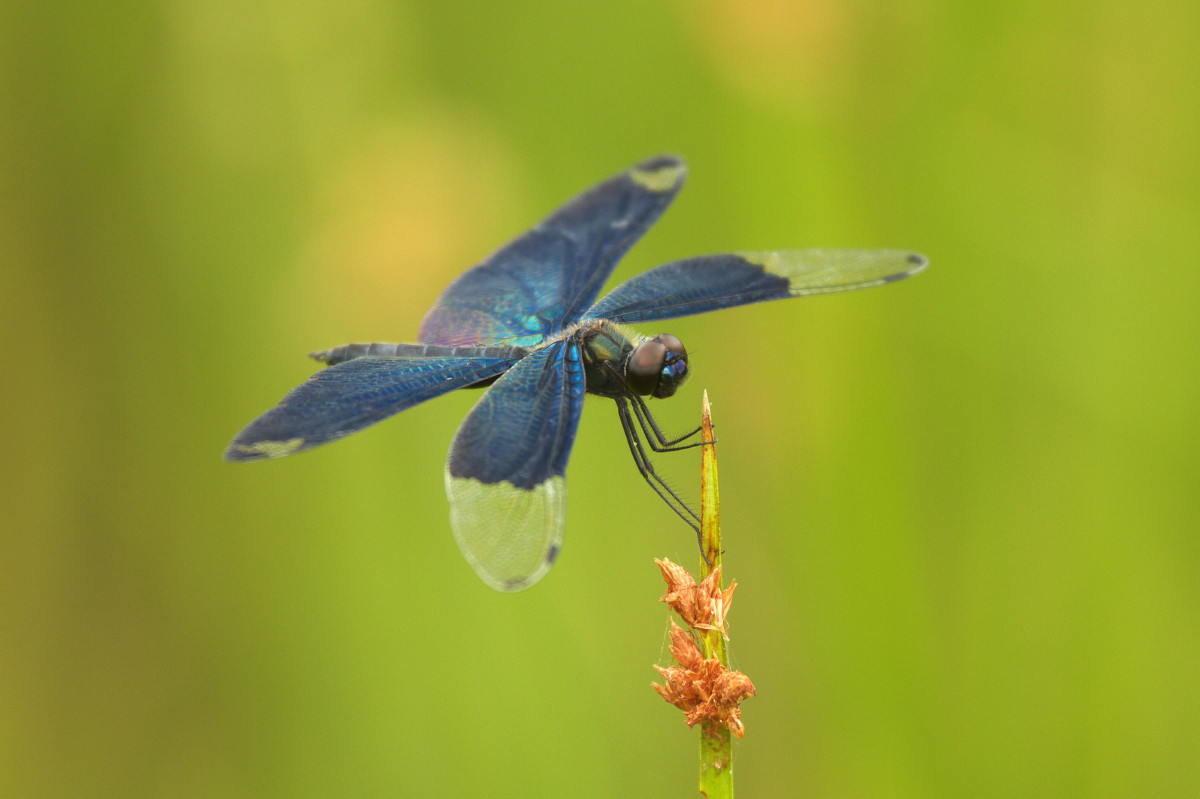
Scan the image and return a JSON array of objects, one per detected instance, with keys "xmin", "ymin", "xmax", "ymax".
[
  {"xmin": 419, "ymin": 155, "xmax": 687, "ymax": 347},
  {"xmin": 225, "ymin": 355, "xmax": 519, "ymax": 462},
  {"xmin": 583, "ymin": 250, "xmax": 928, "ymax": 324},
  {"xmin": 444, "ymin": 340, "xmax": 586, "ymax": 591}
]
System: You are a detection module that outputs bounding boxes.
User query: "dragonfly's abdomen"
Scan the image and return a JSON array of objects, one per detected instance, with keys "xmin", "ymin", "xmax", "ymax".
[{"xmin": 311, "ymin": 342, "xmax": 530, "ymax": 367}]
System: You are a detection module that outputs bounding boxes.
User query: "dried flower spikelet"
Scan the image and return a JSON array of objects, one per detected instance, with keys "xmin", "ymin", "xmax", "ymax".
[
  {"xmin": 656, "ymin": 558, "xmax": 733, "ymax": 635},
  {"xmin": 666, "ymin": 619, "xmax": 704, "ymax": 670},
  {"xmin": 715, "ymin": 669, "xmax": 758, "ymax": 708},
  {"xmin": 652, "ymin": 665, "xmax": 699, "ymax": 711},
  {"xmin": 656, "ymin": 558, "xmax": 693, "ymax": 591},
  {"xmin": 656, "ymin": 559, "xmax": 705, "ymax": 627},
  {"xmin": 651, "ymin": 619, "xmax": 757, "ymax": 738},
  {"xmin": 697, "ymin": 666, "xmax": 757, "ymax": 739},
  {"xmin": 725, "ymin": 715, "xmax": 746, "ymax": 739},
  {"xmin": 698, "ymin": 569, "xmax": 737, "ymax": 636}
]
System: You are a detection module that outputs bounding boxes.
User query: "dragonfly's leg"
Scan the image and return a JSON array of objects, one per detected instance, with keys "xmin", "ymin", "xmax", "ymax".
[
  {"xmin": 627, "ymin": 392, "xmax": 709, "ymax": 453},
  {"xmin": 615, "ymin": 397, "xmax": 701, "ymax": 528},
  {"xmin": 598, "ymin": 361, "xmax": 707, "ymax": 452}
]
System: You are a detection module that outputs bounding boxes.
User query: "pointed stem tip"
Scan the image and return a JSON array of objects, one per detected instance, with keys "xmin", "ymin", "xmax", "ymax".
[{"xmin": 700, "ymin": 391, "xmax": 721, "ymax": 578}]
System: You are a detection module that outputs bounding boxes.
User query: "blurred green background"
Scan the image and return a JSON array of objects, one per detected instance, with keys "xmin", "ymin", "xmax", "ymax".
[{"xmin": 3, "ymin": 0, "xmax": 1198, "ymax": 796}]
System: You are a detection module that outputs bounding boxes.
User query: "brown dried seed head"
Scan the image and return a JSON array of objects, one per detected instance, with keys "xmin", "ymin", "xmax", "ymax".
[
  {"xmin": 656, "ymin": 558, "xmax": 693, "ymax": 591},
  {"xmin": 651, "ymin": 619, "xmax": 757, "ymax": 737},
  {"xmin": 651, "ymin": 557, "xmax": 754, "ymax": 736},
  {"xmin": 715, "ymin": 669, "xmax": 758, "ymax": 704},
  {"xmin": 656, "ymin": 559, "xmax": 733, "ymax": 634},
  {"xmin": 667, "ymin": 619, "xmax": 704, "ymax": 670}
]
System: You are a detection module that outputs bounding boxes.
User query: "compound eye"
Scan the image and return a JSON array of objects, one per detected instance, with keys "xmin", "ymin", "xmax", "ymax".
[
  {"xmin": 651, "ymin": 334, "xmax": 689, "ymax": 399},
  {"xmin": 656, "ymin": 334, "xmax": 685, "ymax": 355},
  {"xmin": 626, "ymin": 339, "xmax": 667, "ymax": 395}
]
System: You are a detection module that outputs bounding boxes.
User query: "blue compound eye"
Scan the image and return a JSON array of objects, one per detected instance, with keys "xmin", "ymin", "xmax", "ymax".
[{"xmin": 650, "ymin": 334, "xmax": 688, "ymax": 399}]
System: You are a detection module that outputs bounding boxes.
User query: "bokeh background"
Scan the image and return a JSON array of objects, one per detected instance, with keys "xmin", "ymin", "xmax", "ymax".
[{"xmin": 3, "ymin": 1, "xmax": 1198, "ymax": 796}]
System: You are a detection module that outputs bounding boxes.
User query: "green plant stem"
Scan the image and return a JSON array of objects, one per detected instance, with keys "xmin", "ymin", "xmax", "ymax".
[{"xmin": 698, "ymin": 391, "xmax": 733, "ymax": 798}]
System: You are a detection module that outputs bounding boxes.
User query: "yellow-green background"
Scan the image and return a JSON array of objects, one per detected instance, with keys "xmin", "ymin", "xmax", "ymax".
[{"xmin": 3, "ymin": 1, "xmax": 1197, "ymax": 796}]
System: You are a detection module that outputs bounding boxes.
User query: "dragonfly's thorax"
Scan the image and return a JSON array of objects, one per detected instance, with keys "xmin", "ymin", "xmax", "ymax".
[{"xmin": 575, "ymin": 319, "xmax": 689, "ymax": 400}]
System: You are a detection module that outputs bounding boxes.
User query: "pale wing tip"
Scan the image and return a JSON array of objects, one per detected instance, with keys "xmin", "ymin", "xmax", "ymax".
[
  {"xmin": 636, "ymin": 153, "xmax": 686, "ymax": 171},
  {"xmin": 483, "ymin": 556, "xmax": 557, "ymax": 593},
  {"xmin": 630, "ymin": 155, "xmax": 688, "ymax": 192},
  {"xmin": 446, "ymin": 474, "xmax": 565, "ymax": 593},
  {"xmin": 454, "ymin": 532, "xmax": 559, "ymax": 593},
  {"xmin": 892, "ymin": 251, "xmax": 929, "ymax": 280},
  {"xmin": 464, "ymin": 536, "xmax": 559, "ymax": 594},
  {"xmin": 224, "ymin": 436, "xmax": 306, "ymax": 462}
]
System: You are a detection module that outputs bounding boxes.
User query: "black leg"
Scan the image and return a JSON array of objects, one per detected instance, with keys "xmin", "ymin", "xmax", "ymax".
[
  {"xmin": 615, "ymin": 397, "xmax": 701, "ymax": 530},
  {"xmin": 599, "ymin": 360, "xmax": 709, "ymax": 452},
  {"xmin": 627, "ymin": 391, "xmax": 708, "ymax": 453}
]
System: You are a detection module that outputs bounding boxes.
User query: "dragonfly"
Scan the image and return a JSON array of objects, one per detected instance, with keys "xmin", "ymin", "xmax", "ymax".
[{"xmin": 226, "ymin": 155, "xmax": 926, "ymax": 591}]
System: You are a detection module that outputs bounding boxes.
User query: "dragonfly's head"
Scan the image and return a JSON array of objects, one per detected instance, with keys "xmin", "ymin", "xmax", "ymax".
[{"xmin": 626, "ymin": 334, "xmax": 689, "ymax": 399}]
